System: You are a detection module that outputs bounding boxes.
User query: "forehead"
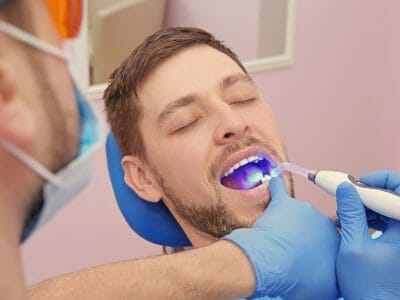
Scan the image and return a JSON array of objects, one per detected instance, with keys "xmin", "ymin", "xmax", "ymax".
[{"xmin": 138, "ymin": 45, "xmax": 246, "ymax": 116}]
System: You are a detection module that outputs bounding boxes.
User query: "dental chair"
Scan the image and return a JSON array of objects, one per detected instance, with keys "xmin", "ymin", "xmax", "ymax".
[{"xmin": 105, "ymin": 133, "xmax": 191, "ymax": 247}]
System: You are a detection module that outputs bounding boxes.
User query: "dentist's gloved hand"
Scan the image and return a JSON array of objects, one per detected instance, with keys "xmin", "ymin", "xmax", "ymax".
[
  {"xmin": 225, "ymin": 177, "xmax": 340, "ymax": 300},
  {"xmin": 336, "ymin": 170, "xmax": 400, "ymax": 300}
]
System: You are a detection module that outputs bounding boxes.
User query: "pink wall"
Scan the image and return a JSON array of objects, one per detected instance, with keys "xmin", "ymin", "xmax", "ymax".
[
  {"xmin": 252, "ymin": 0, "xmax": 400, "ymax": 215},
  {"xmin": 22, "ymin": 0, "xmax": 400, "ymax": 285},
  {"xmin": 164, "ymin": 0, "xmax": 261, "ymax": 60}
]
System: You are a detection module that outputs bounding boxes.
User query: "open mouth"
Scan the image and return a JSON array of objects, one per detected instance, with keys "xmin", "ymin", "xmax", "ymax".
[{"xmin": 220, "ymin": 154, "xmax": 277, "ymax": 190}]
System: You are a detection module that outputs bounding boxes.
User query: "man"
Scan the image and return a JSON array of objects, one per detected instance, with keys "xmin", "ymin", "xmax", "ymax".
[
  {"xmin": 0, "ymin": 1, "xmax": 340, "ymax": 299},
  {"xmin": 104, "ymin": 27, "xmax": 294, "ymax": 246}
]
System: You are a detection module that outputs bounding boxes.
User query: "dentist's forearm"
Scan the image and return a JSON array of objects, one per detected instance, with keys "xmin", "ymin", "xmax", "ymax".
[{"xmin": 29, "ymin": 240, "xmax": 255, "ymax": 299}]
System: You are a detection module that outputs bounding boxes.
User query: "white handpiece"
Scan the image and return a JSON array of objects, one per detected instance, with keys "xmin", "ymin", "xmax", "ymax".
[{"xmin": 312, "ymin": 170, "xmax": 400, "ymax": 221}]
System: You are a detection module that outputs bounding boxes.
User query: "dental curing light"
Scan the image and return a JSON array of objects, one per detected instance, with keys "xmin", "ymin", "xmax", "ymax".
[{"xmin": 272, "ymin": 162, "xmax": 400, "ymax": 221}]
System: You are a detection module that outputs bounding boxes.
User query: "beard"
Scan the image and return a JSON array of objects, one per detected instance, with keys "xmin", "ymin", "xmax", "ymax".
[
  {"xmin": 150, "ymin": 136, "xmax": 294, "ymax": 239},
  {"xmin": 153, "ymin": 171, "xmax": 260, "ymax": 238},
  {"xmin": 27, "ymin": 48, "xmax": 77, "ymax": 172}
]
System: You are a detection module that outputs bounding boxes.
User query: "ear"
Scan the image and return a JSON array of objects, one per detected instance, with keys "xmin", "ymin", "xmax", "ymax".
[
  {"xmin": 122, "ymin": 155, "xmax": 162, "ymax": 203},
  {"xmin": 0, "ymin": 60, "xmax": 34, "ymax": 147}
]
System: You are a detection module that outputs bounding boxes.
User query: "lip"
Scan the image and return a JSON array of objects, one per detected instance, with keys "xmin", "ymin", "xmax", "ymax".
[
  {"xmin": 219, "ymin": 146, "xmax": 280, "ymax": 180},
  {"xmin": 221, "ymin": 178, "xmax": 272, "ymax": 202}
]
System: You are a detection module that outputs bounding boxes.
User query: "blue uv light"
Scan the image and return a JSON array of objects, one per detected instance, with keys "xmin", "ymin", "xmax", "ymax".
[{"xmin": 244, "ymin": 169, "xmax": 264, "ymax": 188}]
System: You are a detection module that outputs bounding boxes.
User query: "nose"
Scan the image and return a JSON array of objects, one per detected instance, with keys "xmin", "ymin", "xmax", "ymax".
[{"xmin": 213, "ymin": 103, "xmax": 249, "ymax": 145}]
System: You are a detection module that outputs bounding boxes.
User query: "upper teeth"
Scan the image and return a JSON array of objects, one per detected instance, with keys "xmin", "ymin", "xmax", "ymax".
[{"xmin": 222, "ymin": 155, "xmax": 264, "ymax": 177}]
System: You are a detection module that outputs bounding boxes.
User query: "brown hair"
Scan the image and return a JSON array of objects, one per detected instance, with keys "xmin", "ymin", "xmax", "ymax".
[{"xmin": 103, "ymin": 27, "xmax": 247, "ymax": 159}]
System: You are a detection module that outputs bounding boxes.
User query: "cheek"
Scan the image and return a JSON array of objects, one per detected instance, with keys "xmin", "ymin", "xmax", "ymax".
[
  {"xmin": 247, "ymin": 105, "xmax": 280, "ymax": 133},
  {"xmin": 147, "ymin": 138, "xmax": 207, "ymax": 188},
  {"xmin": 247, "ymin": 105, "xmax": 287, "ymax": 151}
]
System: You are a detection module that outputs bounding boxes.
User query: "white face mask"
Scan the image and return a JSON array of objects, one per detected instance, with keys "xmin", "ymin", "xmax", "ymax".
[{"xmin": 0, "ymin": 21, "xmax": 103, "ymax": 241}]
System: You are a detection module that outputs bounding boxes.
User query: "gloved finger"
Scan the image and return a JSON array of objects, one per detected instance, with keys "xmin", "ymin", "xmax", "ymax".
[
  {"xmin": 340, "ymin": 210, "xmax": 388, "ymax": 232},
  {"xmin": 338, "ymin": 207, "xmax": 380, "ymax": 227},
  {"xmin": 360, "ymin": 170, "xmax": 400, "ymax": 194},
  {"xmin": 269, "ymin": 176, "xmax": 289, "ymax": 199},
  {"xmin": 337, "ymin": 215, "xmax": 387, "ymax": 233},
  {"xmin": 336, "ymin": 182, "xmax": 370, "ymax": 242},
  {"xmin": 380, "ymin": 219, "xmax": 400, "ymax": 243}
]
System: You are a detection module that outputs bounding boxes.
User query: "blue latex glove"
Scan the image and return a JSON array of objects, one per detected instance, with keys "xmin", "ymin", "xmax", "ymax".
[
  {"xmin": 336, "ymin": 170, "xmax": 400, "ymax": 300},
  {"xmin": 225, "ymin": 177, "xmax": 340, "ymax": 299}
]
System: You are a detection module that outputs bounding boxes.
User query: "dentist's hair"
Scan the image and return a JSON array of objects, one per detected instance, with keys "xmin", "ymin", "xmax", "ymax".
[{"xmin": 103, "ymin": 27, "xmax": 247, "ymax": 159}]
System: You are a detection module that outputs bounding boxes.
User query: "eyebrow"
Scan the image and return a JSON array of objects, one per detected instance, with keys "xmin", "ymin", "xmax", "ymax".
[
  {"xmin": 220, "ymin": 73, "xmax": 254, "ymax": 90},
  {"xmin": 158, "ymin": 73, "xmax": 254, "ymax": 127},
  {"xmin": 158, "ymin": 94, "xmax": 198, "ymax": 127}
]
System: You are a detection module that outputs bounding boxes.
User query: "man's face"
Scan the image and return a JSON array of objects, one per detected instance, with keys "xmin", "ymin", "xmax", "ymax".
[{"xmin": 137, "ymin": 45, "xmax": 289, "ymax": 244}]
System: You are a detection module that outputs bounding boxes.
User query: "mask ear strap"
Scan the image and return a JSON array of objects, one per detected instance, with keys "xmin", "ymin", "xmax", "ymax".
[
  {"xmin": 0, "ymin": 21, "xmax": 70, "ymax": 61},
  {"xmin": 0, "ymin": 140, "xmax": 61, "ymax": 186}
]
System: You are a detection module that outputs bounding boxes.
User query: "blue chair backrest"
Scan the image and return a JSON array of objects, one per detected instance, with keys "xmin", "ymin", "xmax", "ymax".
[{"xmin": 105, "ymin": 133, "xmax": 191, "ymax": 247}]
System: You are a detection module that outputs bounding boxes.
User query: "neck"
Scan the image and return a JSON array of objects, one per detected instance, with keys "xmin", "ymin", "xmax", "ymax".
[
  {"xmin": 185, "ymin": 227, "xmax": 218, "ymax": 248},
  {"xmin": 0, "ymin": 199, "xmax": 27, "ymax": 300},
  {"xmin": 162, "ymin": 200, "xmax": 220, "ymax": 248},
  {"xmin": 168, "ymin": 212, "xmax": 218, "ymax": 248}
]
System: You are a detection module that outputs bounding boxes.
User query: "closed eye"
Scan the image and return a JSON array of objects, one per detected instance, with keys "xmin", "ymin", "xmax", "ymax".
[
  {"xmin": 230, "ymin": 98, "xmax": 256, "ymax": 105},
  {"xmin": 173, "ymin": 118, "xmax": 201, "ymax": 133}
]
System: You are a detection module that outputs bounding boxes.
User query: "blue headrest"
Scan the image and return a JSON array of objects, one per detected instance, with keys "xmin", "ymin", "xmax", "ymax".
[{"xmin": 105, "ymin": 133, "xmax": 191, "ymax": 247}]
